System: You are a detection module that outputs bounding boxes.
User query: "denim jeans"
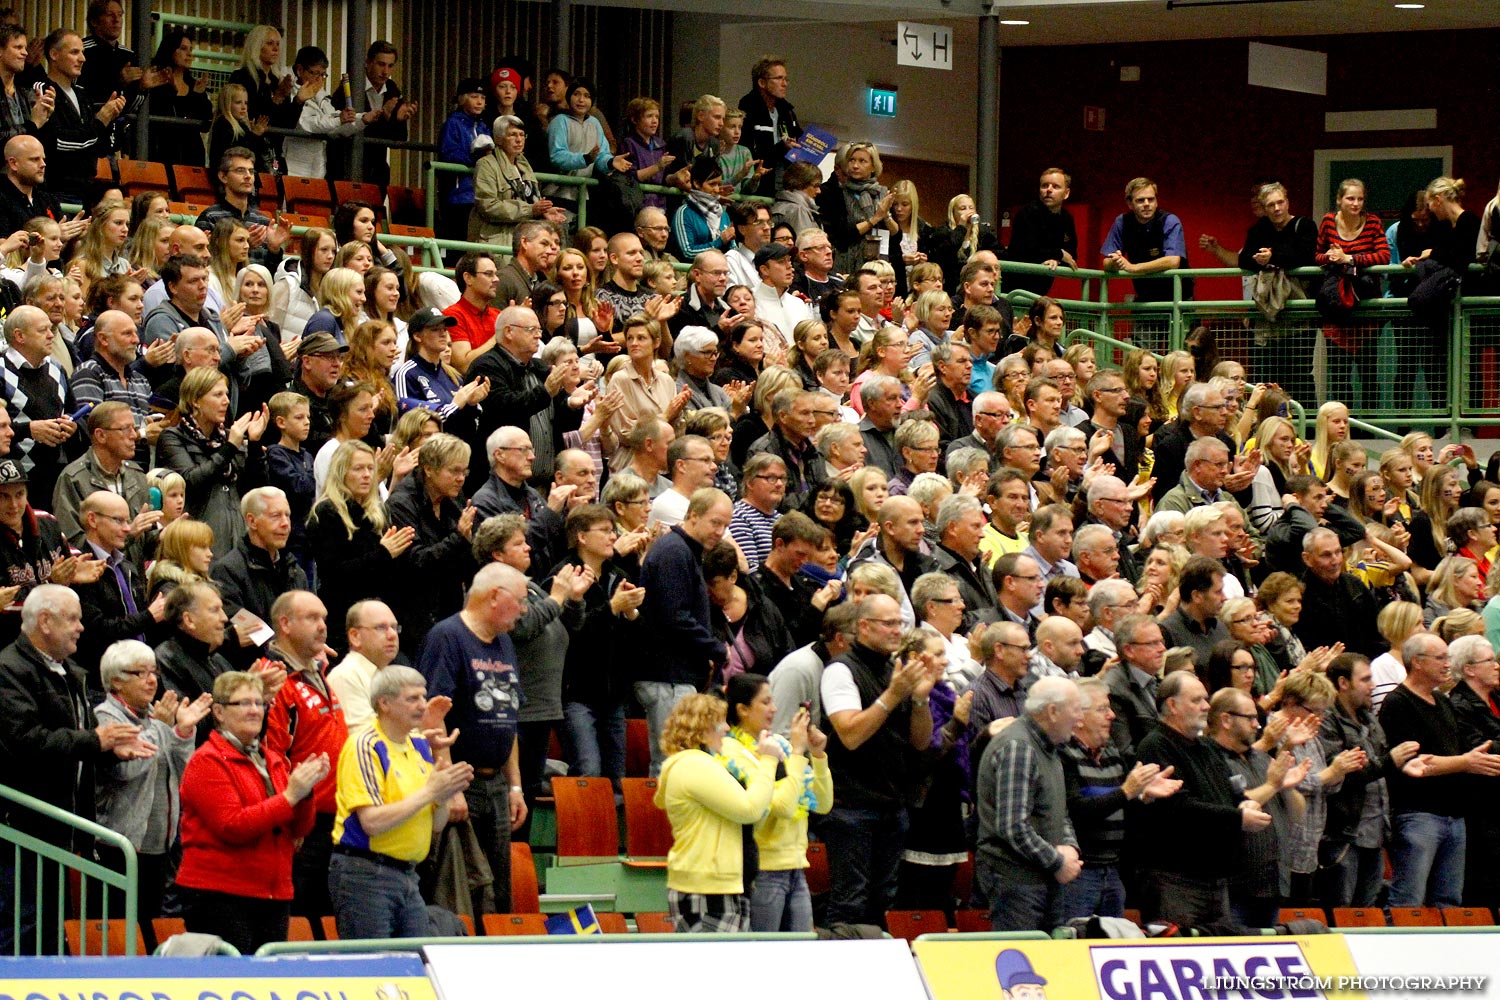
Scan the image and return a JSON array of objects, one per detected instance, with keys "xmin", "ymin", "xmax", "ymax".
[
  {"xmin": 328, "ymin": 853, "xmax": 429, "ymax": 940},
  {"xmin": 820, "ymin": 805, "xmax": 907, "ymax": 927},
  {"xmin": 634, "ymin": 682, "xmax": 697, "ymax": 776},
  {"xmin": 1059, "ymin": 863, "xmax": 1126, "ymax": 921},
  {"xmin": 1389, "ymin": 811, "xmax": 1466, "ymax": 907},
  {"xmin": 467, "ymin": 772, "xmax": 514, "ymax": 913},
  {"xmin": 976, "ymin": 861, "xmax": 1065, "ymax": 932},
  {"xmin": 1316, "ymin": 841, "xmax": 1385, "ymax": 909},
  {"xmin": 562, "ymin": 699, "xmax": 627, "ymax": 784},
  {"xmin": 750, "ymin": 868, "xmax": 814, "ymax": 932}
]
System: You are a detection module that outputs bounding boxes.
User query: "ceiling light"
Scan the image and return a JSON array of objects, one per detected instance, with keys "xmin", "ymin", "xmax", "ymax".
[{"xmin": 1000, "ymin": 19, "xmax": 1030, "ymax": 25}]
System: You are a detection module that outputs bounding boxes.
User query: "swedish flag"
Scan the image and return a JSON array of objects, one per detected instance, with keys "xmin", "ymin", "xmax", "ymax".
[{"xmin": 545, "ymin": 904, "xmax": 603, "ymax": 935}]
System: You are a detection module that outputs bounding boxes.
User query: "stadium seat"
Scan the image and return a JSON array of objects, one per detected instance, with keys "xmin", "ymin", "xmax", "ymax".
[
  {"xmin": 96, "ymin": 156, "xmax": 115, "ymax": 184},
  {"xmin": 955, "ymin": 909, "xmax": 991, "ymax": 933},
  {"xmin": 804, "ymin": 842, "xmax": 830, "ymax": 895},
  {"xmin": 1443, "ymin": 907, "xmax": 1495, "ymax": 927},
  {"xmin": 551, "ymin": 776, "xmax": 619, "ymax": 861},
  {"xmin": 633, "ymin": 911, "xmax": 676, "ymax": 934},
  {"xmin": 457, "ymin": 913, "xmax": 475, "ymax": 935},
  {"xmin": 385, "ymin": 223, "xmax": 437, "ymax": 266},
  {"xmin": 320, "ymin": 915, "xmax": 339, "ymax": 940},
  {"xmin": 387, "ymin": 184, "xmax": 426, "ymax": 226},
  {"xmin": 1332, "ymin": 907, "xmax": 1387, "ymax": 927},
  {"xmin": 64, "ymin": 918, "xmax": 142, "ymax": 956},
  {"xmin": 151, "ymin": 916, "xmax": 186, "ymax": 945},
  {"xmin": 482, "ymin": 913, "xmax": 548, "ymax": 936},
  {"xmin": 625, "ymin": 718, "xmax": 650, "ymax": 777},
  {"xmin": 511, "ymin": 841, "xmax": 540, "ymax": 913},
  {"xmin": 167, "ymin": 201, "xmax": 211, "ymax": 219},
  {"xmin": 885, "ymin": 909, "xmax": 948, "ymax": 943},
  {"xmin": 282, "ymin": 176, "xmax": 334, "ymax": 216},
  {"xmin": 335, "ymin": 181, "xmax": 385, "ymax": 220},
  {"xmin": 257, "ymin": 172, "xmax": 281, "ymax": 216},
  {"xmin": 1389, "ymin": 907, "xmax": 1442, "ymax": 927},
  {"xmin": 1278, "ymin": 907, "xmax": 1328, "ymax": 926},
  {"xmin": 1123, "ymin": 908, "xmax": 1143, "ymax": 926},
  {"xmin": 119, "ymin": 159, "xmax": 169, "ymax": 199},
  {"xmin": 621, "ymin": 777, "xmax": 672, "ymax": 861},
  {"xmin": 286, "ymin": 916, "xmax": 314, "ymax": 941},
  {"xmin": 596, "ymin": 911, "xmax": 629, "ymax": 933},
  {"xmin": 172, "ymin": 164, "xmax": 215, "ymax": 203}
]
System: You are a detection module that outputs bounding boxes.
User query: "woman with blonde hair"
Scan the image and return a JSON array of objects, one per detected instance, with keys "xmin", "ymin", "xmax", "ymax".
[
  {"xmin": 346, "ymin": 319, "xmax": 400, "ymax": 431},
  {"xmin": 654, "ymin": 692, "xmax": 781, "ymax": 932},
  {"xmin": 232, "ymin": 263, "xmax": 294, "ymax": 414},
  {"xmin": 1425, "ymin": 555, "xmax": 1484, "ymax": 628},
  {"xmin": 303, "ymin": 267, "xmax": 365, "ymax": 346},
  {"xmin": 1159, "ymin": 349, "xmax": 1195, "ymax": 419},
  {"xmin": 1370, "ymin": 601, "xmax": 1425, "ymax": 711},
  {"xmin": 126, "ymin": 216, "xmax": 174, "ymax": 280},
  {"xmin": 1396, "ymin": 177, "xmax": 1479, "ymax": 415},
  {"xmin": 308, "ymin": 440, "xmax": 414, "ymax": 650},
  {"xmin": 834, "ymin": 140, "xmax": 898, "ymax": 275},
  {"xmin": 146, "ymin": 517, "xmax": 217, "ymax": 600},
  {"xmin": 555, "ymin": 247, "xmax": 608, "ymax": 349},
  {"xmin": 789, "ymin": 319, "xmax": 828, "ymax": 391},
  {"xmin": 922, "ymin": 193, "xmax": 998, "ymax": 288},
  {"xmin": 1064, "ymin": 343, "xmax": 1096, "ymax": 408},
  {"xmin": 228, "ymin": 24, "xmax": 293, "ymax": 127},
  {"xmin": 1123, "ymin": 349, "xmax": 1167, "ymax": 427},
  {"xmin": 1136, "ymin": 542, "xmax": 1188, "ymax": 617},
  {"xmin": 888, "ymin": 179, "xmax": 930, "ymax": 269},
  {"xmin": 1327, "ymin": 440, "xmax": 1367, "ymax": 503},
  {"xmin": 1379, "ymin": 447, "xmax": 1420, "ymax": 521},
  {"xmin": 1409, "ymin": 463, "xmax": 1464, "ymax": 581},
  {"xmin": 848, "ymin": 465, "xmax": 890, "ymax": 529},
  {"xmin": 908, "ymin": 290, "xmax": 954, "ymax": 368},
  {"xmin": 334, "ymin": 240, "xmax": 374, "ymax": 274},
  {"xmin": 607, "ymin": 315, "xmax": 687, "ymax": 441},
  {"xmin": 849, "ymin": 327, "xmax": 913, "ymax": 417},
  {"xmin": 69, "ymin": 199, "xmax": 131, "ymax": 297},
  {"xmin": 206, "ymin": 218, "xmax": 251, "ymax": 307},
  {"xmin": 1309, "ymin": 401, "xmax": 1351, "ymax": 482}
]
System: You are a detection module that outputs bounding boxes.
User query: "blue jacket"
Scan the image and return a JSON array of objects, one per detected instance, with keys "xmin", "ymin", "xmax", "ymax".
[
  {"xmin": 548, "ymin": 113, "xmax": 614, "ymax": 176},
  {"xmin": 639, "ymin": 525, "xmax": 725, "ymax": 687},
  {"xmin": 439, "ymin": 110, "xmax": 489, "ymax": 206},
  {"xmin": 671, "ymin": 200, "xmax": 732, "ymax": 261}
]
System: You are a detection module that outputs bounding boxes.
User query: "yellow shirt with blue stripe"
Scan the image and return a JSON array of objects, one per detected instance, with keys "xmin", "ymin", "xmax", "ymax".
[{"xmin": 332, "ymin": 727, "xmax": 436, "ymax": 863}]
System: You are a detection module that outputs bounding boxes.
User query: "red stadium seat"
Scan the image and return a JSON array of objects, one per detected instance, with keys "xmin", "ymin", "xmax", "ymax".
[
  {"xmin": 632, "ymin": 911, "xmax": 676, "ymax": 934},
  {"xmin": 511, "ymin": 841, "xmax": 540, "ymax": 913},
  {"xmin": 118, "ymin": 159, "xmax": 169, "ymax": 199},
  {"xmin": 596, "ymin": 911, "xmax": 629, "ymax": 933},
  {"xmin": 621, "ymin": 777, "xmax": 673, "ymax": 861},
  {"xmin": 804, "ymin": 842, "xmax": 830, "ymax": 895},
  {"xmin": 64, "ymin": 918, "xmax": 142, "ymax": 956},
  {"xmin": 172, "ymin": 164, "xmax": 215, "ymax": 202},
  {"xmin": 551, "ymin": 776, "xmax": 619, "ymax": 860},
  {"xmin": 335, "ymin": 181, "xmax": 385, "ymax": 220},
  {"xmin": 282, "ymin": 175, "xmax": 333, "ymax": 216},
  {"xmin": 285, "ymin": 916, "xmax": 314, "ymax": 941},
  {"xmin": 885, "ymin": 909, "xmax": 949, "ymax": 943},
  {"xmin": 1332, "ymin": 907, "xmax": 1387, "ymax": 927},
  {"xmin": 1389, "ymin": 907, "xmax": 1442, "ymax": 927},
  {"xmin": 482, "ymin": 913, "xmax": 548, "ymax": 936},
  {"xmin": 955, "ymin": 909, "xmax": 991, "ymax": 933},
  {"xmin": 1443, "ymin": 907, "xmax": 1495, "ymax": 926}
]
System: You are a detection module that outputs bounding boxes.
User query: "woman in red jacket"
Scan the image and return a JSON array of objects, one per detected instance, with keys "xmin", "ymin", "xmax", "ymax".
[{"xmin": 175, "ymin": 671, "xmax": 330, "ymax": 953}]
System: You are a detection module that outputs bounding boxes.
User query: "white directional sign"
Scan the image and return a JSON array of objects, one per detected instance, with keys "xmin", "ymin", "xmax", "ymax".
[{"xmin": 896, "ymin": 21, "xmax": 953, "ymax": 71}]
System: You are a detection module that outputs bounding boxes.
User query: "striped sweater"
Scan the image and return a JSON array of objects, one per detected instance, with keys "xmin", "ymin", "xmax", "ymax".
[
  {"xmin": 1059, "ymin": 738, "xmax": 1131, "ymax": 866},
  {"xmin": 1314, "ymin": 213, "xmax": 1391, "ymax": 268}
]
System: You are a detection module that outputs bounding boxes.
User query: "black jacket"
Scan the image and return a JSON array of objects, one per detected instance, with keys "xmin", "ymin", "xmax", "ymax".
[
  {"xmin": 210, "ymin": 534, "xmax": 308, "ymax": 626},
  {"xmin": 921, "ymin": 222, "xmax": 999, "ymax": 292},
  {"xmin": 551, "ymin": 554, "xmax": 638, "ymax": 704},
  {"xmin": 471, "ymin": 471, "xmax": 564, "ymax": 573},
  {"xmin": 306, "ymin": 498, "xmax": 400, "ymax": 653},
  {"xmin": 0, "ymin": 176, "xmax": 62, "ymax": 237},
  {"xmin": 0, "ymin": 633, "xmax": 108, "ymax": 843},
  {"xmin": 735, "ymin": 90, "xmax": 801, "ymax": 198},
  {"xmin": 155, "ymin": 631, "xmax": 233, "ymax": 745},
  {"xmin": 1264, "ymin": 503, "xmax": 1366, "ymax": 576},
  {"xmin": 74, "ymin": 551, "xmax": 166, "ymax": 691},
  {"xmin": 925, "ymin": 381, "xmax": 973, "ymax": 451},
  {"xmin": 1295, "ymin": 571, "xmax": 1381, "ymax": 657},
  {"xmin": 1317, "ymin": 700, "xmax": 1395, "ymax": 847},
  {"xmin": 931, "ymin": 543, "xmax": 1000, "ymax": 631},
  {"xmin": 0, "ymin": 508, "xmax": 69, "ymax": 649},
  {"xmin": 638, "ymin": 525, "xmax": 725, "ymax": 687},
  {"xmin": 1002, "ymin": 200, "xmax": 1077, "ymax": 296},
  {"xmin": 156, "ymin": 425, "xmax": 259, "ymax": 559},
  {"xmin": 34, "ymin": 79, "xmax": 115, "ymax": 200},
  {"xmin": 464, "ymin": 345, "xmax": 577, "ymax": 487},
  {"xmin": 385, "ymin": 468, "xmax": 475, "ymax": 657}
]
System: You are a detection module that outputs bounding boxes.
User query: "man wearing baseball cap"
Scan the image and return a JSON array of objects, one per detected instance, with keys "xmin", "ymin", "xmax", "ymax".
[
  {"xmin": 751, "ymin": 241, "xmax": 810, "ymax": 349},
  {"xmin": 438, "ymin": 76, "xmax": 491, "ymax": 250},
  {"xmin": 292, "ymin": 332, "xmax": 347, "ymax": 456}
]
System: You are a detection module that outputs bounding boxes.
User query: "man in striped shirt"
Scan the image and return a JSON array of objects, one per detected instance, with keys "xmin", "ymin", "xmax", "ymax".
[
  {"xmin": 1059, "ymin": 677, "xmax": 1181, "ymax": 920},
  {"xmin": 974, "ymin": 676, "xmax": 1085, "ymax": 932}
]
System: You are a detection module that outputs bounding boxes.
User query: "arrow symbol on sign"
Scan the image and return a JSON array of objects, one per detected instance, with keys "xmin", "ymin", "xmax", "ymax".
[{"xmin": 903, "ymin": 25, "xmax": 922, "ymax": 60}]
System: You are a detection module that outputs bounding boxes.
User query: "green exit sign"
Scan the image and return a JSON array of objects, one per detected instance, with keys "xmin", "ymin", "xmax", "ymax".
[{"xmin": 868, "ymin": 87, "xmax": 898, "ymax": 118}]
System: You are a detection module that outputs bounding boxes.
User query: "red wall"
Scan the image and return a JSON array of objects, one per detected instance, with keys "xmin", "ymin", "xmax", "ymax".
[{"xmin": 996, "ymin": 29, "xmax": 1500, "ymax": 303}]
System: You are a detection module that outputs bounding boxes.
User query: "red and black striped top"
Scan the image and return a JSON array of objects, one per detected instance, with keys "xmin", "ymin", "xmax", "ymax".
[{"xmin": 1315, "ymin": 213, "xmax": 1391, "ymax": 267}]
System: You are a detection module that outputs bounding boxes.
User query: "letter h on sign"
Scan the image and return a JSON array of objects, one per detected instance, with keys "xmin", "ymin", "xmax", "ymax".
[{"xmin": 896, "ymin": 22, "xmax": 953, "ymax": 71}]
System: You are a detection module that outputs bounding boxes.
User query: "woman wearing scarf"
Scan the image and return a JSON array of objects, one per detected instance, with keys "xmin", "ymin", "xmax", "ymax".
[
  {"xmin": 671, "ymin": 157, "xmax": 735, "ymax": 262},
  {"xmin": 655, "ymin": 693, "xmax": 782, "ymax": 932},
  {"xmin": 471, "ymin": 114, "xmax": 566, "ymax": 249},
  {"xmin": 832, "ymin": 141, "xmax": 899, "ymax": 277},
  {"xmin": 725, "ymin": 673, "xmax": 834, "ymax": 932},
  {"xmin": 157, "ymin": 368, "xmax": 270, "ymax": 557}
]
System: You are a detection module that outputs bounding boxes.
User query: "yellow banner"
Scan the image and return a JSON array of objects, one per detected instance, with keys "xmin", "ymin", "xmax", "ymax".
[{"xmin": 914, "ymin": 936, "xmax": 1367, "ymax": 1000}]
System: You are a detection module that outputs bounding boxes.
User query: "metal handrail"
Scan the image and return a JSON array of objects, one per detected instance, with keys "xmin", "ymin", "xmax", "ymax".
[
  {"xmin": 0, "ymin": 782, "xmax": 138, "ymax": 956},
  {"xmin": 257, "ymin": 930, "xmax": 818, "ymax": 956}
]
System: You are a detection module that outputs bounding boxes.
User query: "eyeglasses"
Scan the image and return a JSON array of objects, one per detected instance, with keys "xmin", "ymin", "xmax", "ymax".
[
  {"xmin": 1125, "ymin": 638, "xmax": 1167, "ymax": 648},
  {"xmin": 1008, "ymin": 573, "xmax": 1043, "ymax": 582},
  {"xmin": 640, "ymin": 224, "xmax": 670, "ymax": 233},
  {"xmin": 753, "ymin": 474, "xmax": 787, "ymax": 482},
  {"xmin": 506, "ymin": 324, "xmax": 543, "ymax": 336},
  {"xmin": 866, "ymin": 618, "xmax": 904, "ymax": 628},
  {"xmin": 221, "ymin": 699, "xmax": 266, "ymax": 709},
  {"xmin": 93, "ymin": 513, "xmax": 132, "ymax": 526},
  {"xmin": 1095, "ymin": 386, "xmax": 1130, "ymax": 395},
  {"xmin": 121, "ymin": 668, "xmax": 157, "ymax": 678},
  {"xmin": 695, "ymin": 348, "xmax": 721, "ymax": 358},
  {"xmin": 1224, "ymin": 711, "xmax": 1259, "ymax": 721},
  {"xmin": 930, "ymin": 597, "xmax": 963, "ymax": 605},
  {"xmin": 497, "ymin": 446, "xmax": 536, "ymax": 454},
  {"xmin": 354, "ymin": 622, "xmax": 402, "ymax": 634},
  {"xmin": 998, "ymin": 642, "xmax": 1031, "ymax": 652},
  {"xmin": 102, "ymin": 424, "xmax": 137, "ymax": 435}
]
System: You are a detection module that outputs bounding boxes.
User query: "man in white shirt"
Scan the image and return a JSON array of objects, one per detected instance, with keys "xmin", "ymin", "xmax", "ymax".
[
  {"xmin": 725, "ymin": 202, "xmax": 771, "ymax": 289},
  {"xmin": 326, "ymin": 599, "xmax": 402, "ymax": 734},
  {"xmin": 648, "ymin": 434, "xmax": 719, "ymax": 528},
  {"xmin": 283, "ymin": 46, "xmax": 381, "ymax": 179},
  {"xmin": 751, "ymin": 243, "xmax": 810, "ymax": 349}
]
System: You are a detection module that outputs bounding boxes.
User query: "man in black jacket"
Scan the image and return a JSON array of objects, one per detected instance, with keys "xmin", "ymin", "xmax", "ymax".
[
  {"xmin": 925, "ymin": 342, "xmax": 974, "ymax": 450},
  {"xmin": 154, "ymin": 580, "xmax": 235, "ymax": 745},
  {"xmin": 73, "ymin": 490, "xmax": 166, "ymax": 692},
  {"xmin": 931, "ymin": 493, "xmax": 999, "ymax": 631},
  {"xmin": 1296, "ymin": 527, "xmax": 1380, "ymax": 656},
  {"xmin": 386, "ymin": 434, "xmax": 478, "ymax": 657},
  {"xmin": 736, "ymin": 56, "xmax": 800, "ymax": 197},
  {"xmin": 1446, "ymin": 635, "xmax": 1500, "ymax": 907},
  {"xmin": 1001, "ymin": 168, "xmax": 1077, "ymax": 297},
  {"xmin": 34, "ymin": 30, "xmax": 125, "ymax": 202},
  {"xmin": 329, "ymin": 40, "xmax": 412, "ymax": 187},
  {"xmin": 1148, "ymin": 382, "xmax": 1251, "ymax": 505},
  {"xmin": 0, "ymin": 136, "xmax": 66, "ymax": 237},
  {"xmin": 0, "ymin": 583, "xmax": 152, "ymax": 953},
  {"xmin": 1264, "ymin": 475, "xmax": 1366, "ymax": 575},
  {"xmin": 210, "ymin": 486, "xmax": 307, "ymax": 658},
  {"xmin": 471, "ymin": 424, "xmax": 564, "ymax": 571}
]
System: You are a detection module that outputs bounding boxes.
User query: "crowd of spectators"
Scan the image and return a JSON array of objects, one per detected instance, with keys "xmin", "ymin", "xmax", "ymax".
[{"xmin": 2, "ymin": 0, "xmax": 1500, "ymax": 952}]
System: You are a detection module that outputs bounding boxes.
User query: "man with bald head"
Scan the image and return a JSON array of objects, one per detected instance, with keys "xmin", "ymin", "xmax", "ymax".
[
  {"xmin": 1031, "ymin": 615, "xmax": 1085, "ymax": 679},
  {"xmin": 0, "ymin": 135, "xmax": 63, "ymax": 236},
  {"xmin": 140, "ymin": 226, "xmax": 215, "ymax": 314},
  {"xmin": 153, "ymin": 327, "xmax": 230, "ymax": 413},
  {"xmin": 3, "ymin": 304, "xmax": 79, "ymax": 506},
  {"xmin": 596, "ymin": 232, "xmax": 652, "ymax": 331},
  {"xmin": 465, "ymin": 303, "xmax": 574, "ymax": 487},
  {"xmin": 635, "ymin": 206, "xmax": 683, "ymax": 280},
  {"xmin": 850, "ymin": 494, "xmax": 934, "ymax": 620},
  {"xmin": 68, "ymin": 310, "xmax": 154, "ymax": 466}
]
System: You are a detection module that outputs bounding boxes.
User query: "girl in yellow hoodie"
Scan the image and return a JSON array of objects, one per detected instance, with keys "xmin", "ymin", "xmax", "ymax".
[
  {"xmin": 725, "ymin": 673, "xmax": 834, "ymax": 933},
  {"xmin": 655, "ymin": 693, "xmax": 782, "ymax": 932}
]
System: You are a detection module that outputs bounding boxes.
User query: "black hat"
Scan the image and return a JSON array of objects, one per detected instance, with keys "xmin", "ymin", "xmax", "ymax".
[
  {"xmin": 753, "ymin": 243, "xmax": 792, "ymax": 269},
  {"xmin": 689, "ymin": 155, "xmax": 722, "ymax": 187},
  {"xmin": 0, "ymin": 459, "xmax": 26, "ymax": 485},
  {"xmin": 300, "ymin": 332, "xmax": 349, "ymax": 357},
  {"xmin": 409, "ymin": 307, "xmax": 458, "ymax": 333},
  {"xmin": 455, "ymin": 77, "xmax": 487, "ymax": 101}
]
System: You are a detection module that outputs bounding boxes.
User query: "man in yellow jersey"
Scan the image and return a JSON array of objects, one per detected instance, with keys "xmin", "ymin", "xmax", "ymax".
[{"xmin": 329, "ymin": 665, "xmax": 473, "ymax": 939}]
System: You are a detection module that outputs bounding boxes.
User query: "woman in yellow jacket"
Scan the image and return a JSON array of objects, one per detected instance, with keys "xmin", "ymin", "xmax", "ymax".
[
  {"xmin": 655, "ymin": 693, "xmax": 783, "ymax": 932},
  {"xmin": 725, "ymin": 672, "xmax": 834, "ymax": 933}
]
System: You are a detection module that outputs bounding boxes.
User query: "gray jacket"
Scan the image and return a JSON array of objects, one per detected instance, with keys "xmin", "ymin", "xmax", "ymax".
[{"xmin": 93, "ymin": 696, "xmax": 194, "ymax": 853}]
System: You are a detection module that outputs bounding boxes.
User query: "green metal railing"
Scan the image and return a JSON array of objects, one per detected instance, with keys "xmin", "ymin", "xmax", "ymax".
[
  {"xmin": 1002, "ymin": 259, "xmax": 1500, "ymax": 440},
  {"xmin": 257, "ymin": 930, "xmax": 816, "ymax": 957},
  {"xmin": 0, "ymin": 782, "xmax": 138, "ymax": 956}
]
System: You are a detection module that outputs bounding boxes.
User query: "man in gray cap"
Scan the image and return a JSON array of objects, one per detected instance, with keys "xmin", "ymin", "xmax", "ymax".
[
  {"xmin": 751, "ymin": 241, "xmax": 810, "ymax": 348},
  {"xmin": 292, "ymin": 332, "xmax": 348, "ymax": 455}
]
